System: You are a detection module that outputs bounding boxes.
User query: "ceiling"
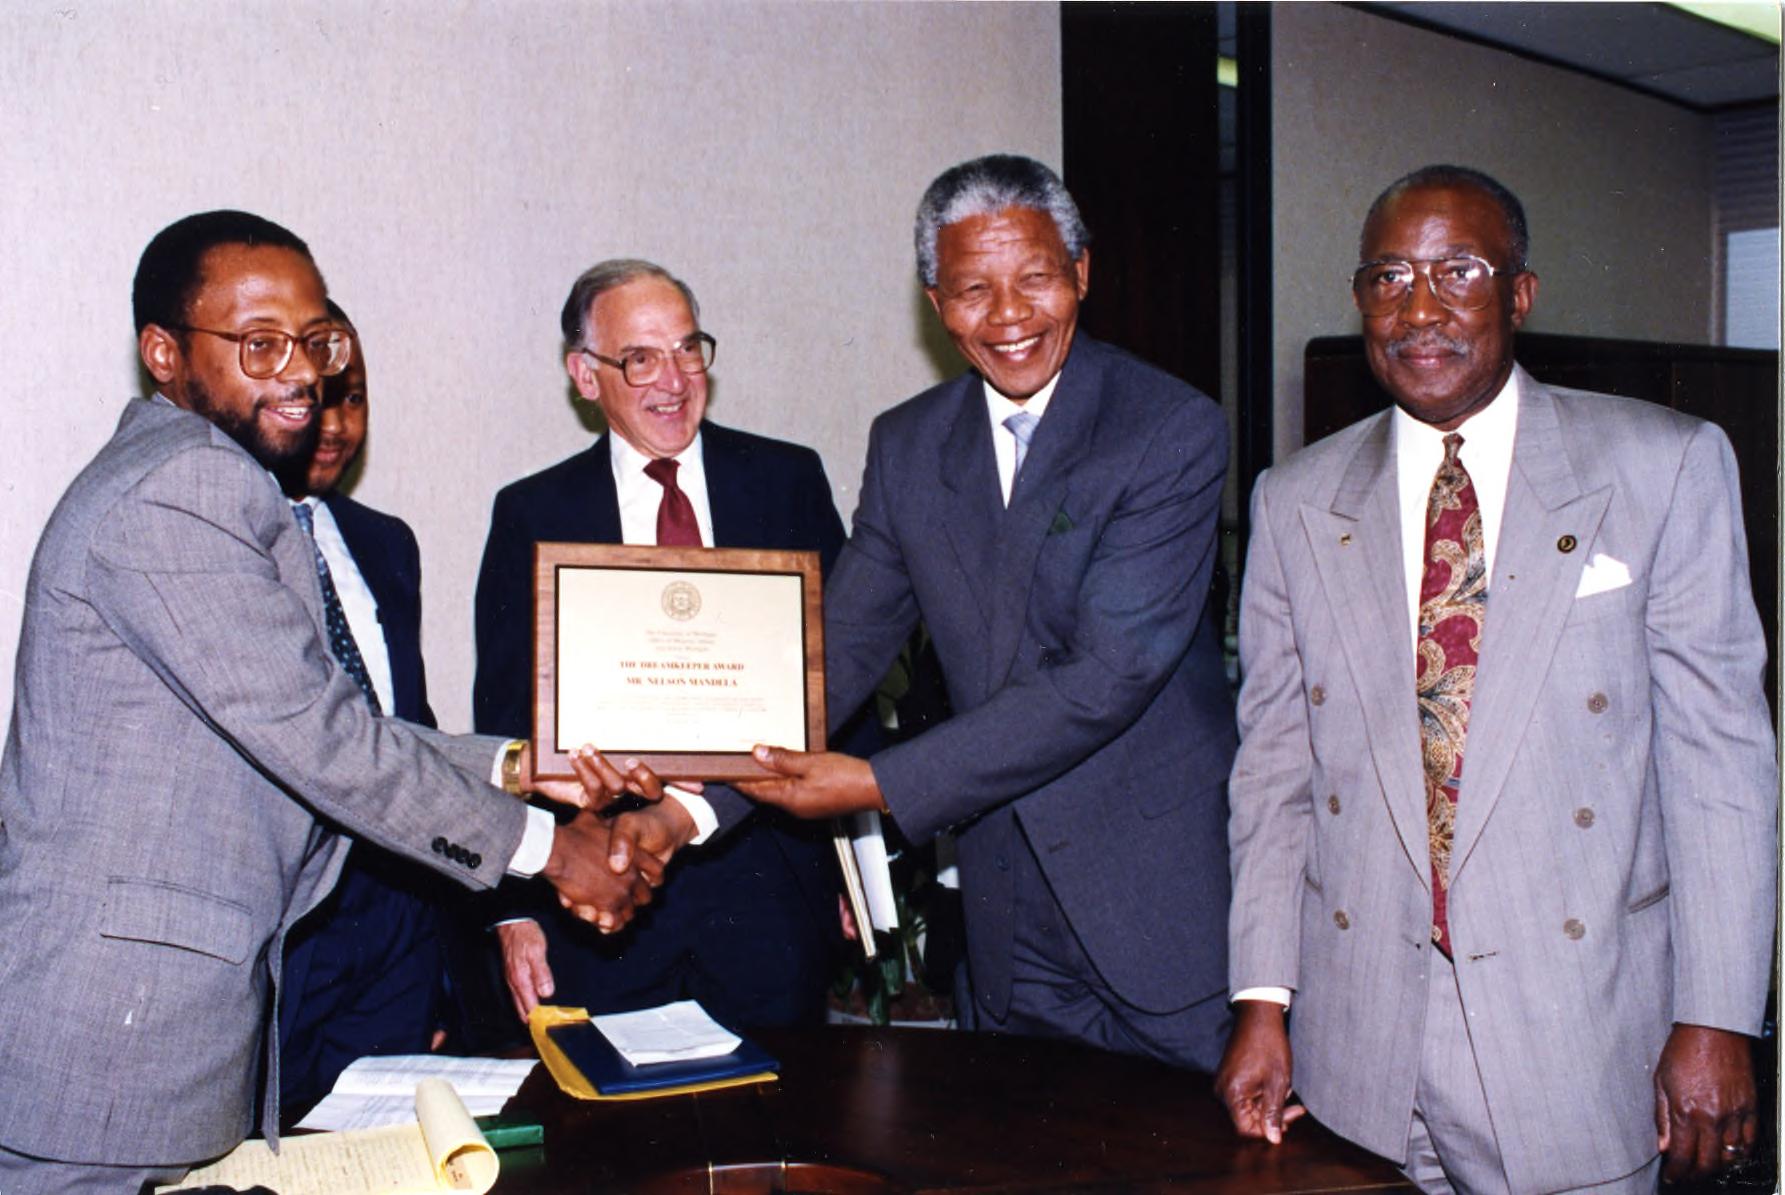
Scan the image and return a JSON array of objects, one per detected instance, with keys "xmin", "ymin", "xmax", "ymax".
[{"xmin": 1365, "ymin": 2, "xmax": 1780, "ymax": 110}]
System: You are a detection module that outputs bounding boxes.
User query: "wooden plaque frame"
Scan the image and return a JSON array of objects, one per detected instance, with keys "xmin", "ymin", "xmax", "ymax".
[{"xmin": 531, "ymin": 543, "xmax": 827, "ymax": 782}]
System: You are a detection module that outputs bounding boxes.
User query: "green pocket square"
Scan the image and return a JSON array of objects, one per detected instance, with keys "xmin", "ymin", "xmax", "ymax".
[{"xmin": 1048, "ymin": 510, "xmax": 1074, "ymax": 535}]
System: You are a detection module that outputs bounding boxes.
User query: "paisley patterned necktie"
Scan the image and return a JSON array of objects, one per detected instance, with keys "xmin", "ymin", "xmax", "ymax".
[
  {"xmin": 1416, "ymin": 433, "xmax": 1487, "ymax": 957},
  {"xmin": 291, "ymin": 502, "xmax": 383, "ymax": 714}
]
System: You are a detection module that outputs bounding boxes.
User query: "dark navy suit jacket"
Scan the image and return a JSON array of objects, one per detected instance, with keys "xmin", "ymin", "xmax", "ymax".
[
  {"xmin": 278, "ymin": 491, "xmax": 446, "ymax": 1114},
  {"xmin": 821, "ymin": 336, "xmax": 1236, "ymax": 1019},
  {"xmin": 472, "ymin": 422, "xmax": 858, "ymax": 1024}
]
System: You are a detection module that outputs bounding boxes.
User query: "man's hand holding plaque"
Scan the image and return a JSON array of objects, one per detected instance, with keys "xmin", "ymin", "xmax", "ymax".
[
  {"xmin": 735, "ymin": 746, "xmax": 886, "ymax": 817},
  {"xmin": 520, "ymin": 742, "xmax": 677, "ymax": 812}
]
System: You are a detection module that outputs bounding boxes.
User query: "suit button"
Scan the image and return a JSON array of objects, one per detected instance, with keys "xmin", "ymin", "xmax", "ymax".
[
  {"xmin": 1563, "ymin": 918, "xmax": 1586, "ymax": 940},
  {"xmin": 1573, "ymin": 807, "xmax": 1595, "ymax": 828},
  {"xmin": 1333, "ymin": 910, "xmax": 1350, "ymax": 930},
  {"xmin": 1310, "ymin": 685, "xmax": 1326, "ymax": 706},
  {"xmin": 467, "ymin": 852, "xmax": 482, "ymax": 869},
  {"xmin": 1586, "ymin": 692, "xmax": 1608, "ymax": 714},
  {"xmin": 432, "ymin": 837, "xmax": 447, "ymax": 855},
  {"xmin": 1327, "ymin": 794, "xmax": 1341, "ymax": 815}
]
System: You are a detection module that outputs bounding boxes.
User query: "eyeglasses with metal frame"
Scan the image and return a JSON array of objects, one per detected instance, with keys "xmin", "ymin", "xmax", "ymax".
[
  {"xmin": 170, "ymin": 324, "xmax": 353, "ymax": 380},
  {"xmin": 1350, "ymin": 255, "xmax": 1523, "ymax": 317},
  {"xmin": 583, "ymin": 332, "xmax": 717, "ymax": 387}
]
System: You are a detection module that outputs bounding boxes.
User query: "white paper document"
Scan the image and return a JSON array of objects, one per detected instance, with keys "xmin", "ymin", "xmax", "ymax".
[
  {"xmin": 849, "ymin": 810, "xmax": 900, "ymax": 933},
  {"xmin": 298, "ymin": 1055, "xmax": 538, "ymax": 1131},
  {"xmin": 593, "ymin": 1000, "xmax": 741, "ymax": 1065}
]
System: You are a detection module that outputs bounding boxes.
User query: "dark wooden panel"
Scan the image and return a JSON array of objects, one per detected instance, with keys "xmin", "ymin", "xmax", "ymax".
[{"xmin": 1062, "ymin": 1, "xmax": 1221, "ymax": 399}]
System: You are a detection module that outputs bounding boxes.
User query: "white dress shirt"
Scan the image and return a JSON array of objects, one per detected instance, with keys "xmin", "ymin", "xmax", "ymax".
[
  {"xmin": 293, "ymin": 496, "xmax": 395, "ymax": 713},
  {"xmin": 611, "ymin": 429, "xmax": 716, "ymax": 548},
  {"xmin": 1233, "ymin": 373, "xmax": 1520, "ymax": 1009},
  {"xmin": 983, "ymin": 373, "xmax": 1062, "ymax": 506}
]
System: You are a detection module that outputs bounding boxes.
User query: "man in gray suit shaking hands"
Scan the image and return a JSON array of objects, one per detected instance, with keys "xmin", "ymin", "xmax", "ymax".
[
  {"xmin": 1218, "ymin": 165, "xmax": 1776, "ymax": 1192},
  {"xmin": 0, "ymin": 211, "xmax": 662, "ymax": 1193}
]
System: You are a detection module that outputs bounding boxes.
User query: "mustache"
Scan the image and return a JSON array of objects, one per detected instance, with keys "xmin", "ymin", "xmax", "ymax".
[
  {"xmin": 1386, "ymin": 331, "xmax": 1469, "ymax": 358},
  {"xmin": 256, "ymin": 382, "xmax": 317, "ymax": 408}
]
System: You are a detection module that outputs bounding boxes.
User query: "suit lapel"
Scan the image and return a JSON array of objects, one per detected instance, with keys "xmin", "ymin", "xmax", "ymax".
[
  {"xmin": 705, "ymin": 426, "xmax": 765, "ymax": 550},
  {"xmin": 578, "ymin": 435, "xmax": 625, "ymax": 544},
  {"xmin": 1301, "ymin": 415, "xmax": 1432, "ymax": 880},
  {"xmin": 938, "ymin": 378, "xmax": 1005, "ymax": 633},
  {"xmin": 984, "ymin": 350, "xmax": 1096, "ymax": 688},
  {"xmin": 1450, "ymin": 375, "xmax": 1608, "ymax": 877}
]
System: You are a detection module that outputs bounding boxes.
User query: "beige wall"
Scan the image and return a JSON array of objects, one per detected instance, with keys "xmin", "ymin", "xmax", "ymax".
[
  {"xmin": 1270, "ymin": 3, "xmax": 1716, "ymax": 457},
  {"xmin": 0, "ymin": 1, "xmax": 1061, "ymax": 730}
]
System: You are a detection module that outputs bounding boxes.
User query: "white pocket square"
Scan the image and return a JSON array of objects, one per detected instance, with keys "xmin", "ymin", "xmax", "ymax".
[{"xmin": 1574, "ymin": 552, "xmax": 1632, "ymax": 598}]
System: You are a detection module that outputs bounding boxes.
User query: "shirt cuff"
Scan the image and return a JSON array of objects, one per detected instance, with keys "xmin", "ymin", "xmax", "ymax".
[
  {"xmin": 507, "ymin": 805, "xmax": 556, "ymax": 877},
  {"xmin": 667, "ymin": 785, "xmax": 717, "ymax": 845},
  {"xmin": 1232, "ymin": 986, "xmax": 1293, "ymax": 1008}
]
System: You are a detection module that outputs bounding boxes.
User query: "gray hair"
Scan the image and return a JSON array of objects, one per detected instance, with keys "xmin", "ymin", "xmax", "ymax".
[
  {"xmin": 1362, "ymin": 164, "xmax": 1530, "ymax": 272},
  {"xmin": 560, "ymin": 258, "xmax": 700, "ymax": 354},
  {"xmin": 914, "ymin": 154, "xmax": 1090, "ymax": 286}
]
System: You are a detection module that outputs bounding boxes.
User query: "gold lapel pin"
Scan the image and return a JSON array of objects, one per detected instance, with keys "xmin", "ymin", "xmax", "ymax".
[
  {"xmin": 1338, "ymin": 533, "xmax": 1352, "ymax": 547},
  {"xmin": 1557, "ymin": 534, "xmax": 1577, "ymax": 553}
]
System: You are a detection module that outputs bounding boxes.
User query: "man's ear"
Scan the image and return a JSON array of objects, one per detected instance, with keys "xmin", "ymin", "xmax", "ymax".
[
  {"xmin": 1073, "ymin": 249, "xmax": 1091, "ymax": 301},
  {"xmin": 923, "ymin": 287, "xmax": 943, "ymax": 319},
  {"xmin": 139, "ymin": 324, "xmax": 180, "ymax": 385},
  {"xmin": 1508, "ymin": 269, "xmax": 1539, "ymax": 330},
  {"xmin": 565, "ymin": 351, "xmax": 599, "ymax": 401}
]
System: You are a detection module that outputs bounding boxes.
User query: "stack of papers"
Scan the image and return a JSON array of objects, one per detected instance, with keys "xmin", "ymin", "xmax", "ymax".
[
  {"xmin": 591, "ymin": 1000, "xmax": 741, "ymax": 1065},
  {"xmin": 298, "ymin": 1055, "xmax": 538, "ymax": 1131}
]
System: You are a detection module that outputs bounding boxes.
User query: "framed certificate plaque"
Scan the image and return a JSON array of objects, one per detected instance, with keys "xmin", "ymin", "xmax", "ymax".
[{"xmin": 531, "ymin": 544, "xmax": 827, "ymax": 781}]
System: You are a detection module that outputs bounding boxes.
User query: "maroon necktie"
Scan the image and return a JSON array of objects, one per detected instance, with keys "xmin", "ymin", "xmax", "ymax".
[
  {"xmin": 1416, "ymin": 433, "xmax": 1487, "ymax": 957},
  {"xmin": 643, "ymin": 457, "xmax": 702, "ymax": 547}
]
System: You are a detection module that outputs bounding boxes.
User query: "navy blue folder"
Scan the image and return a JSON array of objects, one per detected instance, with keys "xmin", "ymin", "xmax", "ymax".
[{"xmin": 544, "ymin": 1019, "xmax": 779, "ymax": 1097}]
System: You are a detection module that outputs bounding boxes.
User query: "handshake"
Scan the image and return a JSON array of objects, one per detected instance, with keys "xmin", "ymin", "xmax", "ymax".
[
  {"xmin": 495, "ymin": 741, "xmax": 887, "ymax": 1022},
  {"xmin": 526, "ymin": 745, "xmax": 704, "ymax": 934},
  {"xmin": 526, "ymin": 741, "xmax": 888, "ymax": 933}
]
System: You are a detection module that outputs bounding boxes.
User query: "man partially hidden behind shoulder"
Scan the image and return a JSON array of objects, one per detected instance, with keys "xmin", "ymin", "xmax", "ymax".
[
  {"xmin": 1218, "ymin": 165, "xmax": 1776, "ymax": 1194},
  {"xmin": 0, "ymin": 211, "xmax": 669, "ymax": 1193}
]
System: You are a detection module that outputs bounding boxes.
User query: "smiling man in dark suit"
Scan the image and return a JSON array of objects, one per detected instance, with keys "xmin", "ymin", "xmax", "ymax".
[
  {"xmin": 740, "ymin": 154, "xmax": 1237, "ymax": 1072},
  {"xmin": 473, "ymin": 259, "xmax": 849, "ymax": 1032}
]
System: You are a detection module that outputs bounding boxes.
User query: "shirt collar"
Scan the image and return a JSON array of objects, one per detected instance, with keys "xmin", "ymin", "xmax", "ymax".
[
  {"xmin": 981, "ymin": 370, "xmax": 1062, "ymax": 425},
  {"xmin": 607, "ymin": 428, "xmax": 705, "ymax": 479},
  {"xmin": 1390, "ymin": 368, "xmax": 1521, "ymax": 461}
]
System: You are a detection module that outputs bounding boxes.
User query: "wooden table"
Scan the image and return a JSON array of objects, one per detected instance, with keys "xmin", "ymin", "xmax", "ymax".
[{"xmin": 494, "ymin": 1025, "xmax": 1412, "ymax": 1193}]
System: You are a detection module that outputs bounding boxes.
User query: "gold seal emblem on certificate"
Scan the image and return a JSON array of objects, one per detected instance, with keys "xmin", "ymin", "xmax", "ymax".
[{"xmin": 661, "ymin": 580, "xmax": 702, "ymax": 621}]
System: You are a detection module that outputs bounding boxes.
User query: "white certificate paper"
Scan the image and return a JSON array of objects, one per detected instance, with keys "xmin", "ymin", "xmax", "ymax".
[{"xmin": 555, "ymin": 567, "xmax": 808, "ymax": 754}]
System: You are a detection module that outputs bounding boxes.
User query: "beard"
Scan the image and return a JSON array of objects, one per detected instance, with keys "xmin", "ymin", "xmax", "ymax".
[{"xmin": 184, "ymin": 374, "xmax": 320, "ymax": 487}]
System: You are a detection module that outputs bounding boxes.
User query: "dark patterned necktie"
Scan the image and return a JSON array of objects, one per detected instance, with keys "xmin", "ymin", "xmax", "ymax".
[
  {"xmin": 643, "ymin": 457, "xmax": 702, "ymax": 547},
  {"xmin": 1416, "ymin": 433, "xmax": 1486, "ymax": 956},
  {"xmin": 291, "ymin": 502, "xmax": 383, "ymax": 714}
]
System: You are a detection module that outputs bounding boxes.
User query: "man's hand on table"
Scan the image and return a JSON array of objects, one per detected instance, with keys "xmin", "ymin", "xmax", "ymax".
[
  {"xmin": 497, "ymin": 919, "xmax": 556, "ymax": 1022},
  {"xmin": 1216, "ymin": 1000, "xmax": 1305, "ymax": 1145}
]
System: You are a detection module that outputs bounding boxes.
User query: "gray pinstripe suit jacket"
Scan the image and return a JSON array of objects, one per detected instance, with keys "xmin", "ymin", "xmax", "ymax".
[
  {"xmin": 0, "ymin": 398, "xmax": 527, "ymax": 1167},
  {"xmin": 1227, "ymin": 372, "xmax": 1776, "ymax": 1193}
]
